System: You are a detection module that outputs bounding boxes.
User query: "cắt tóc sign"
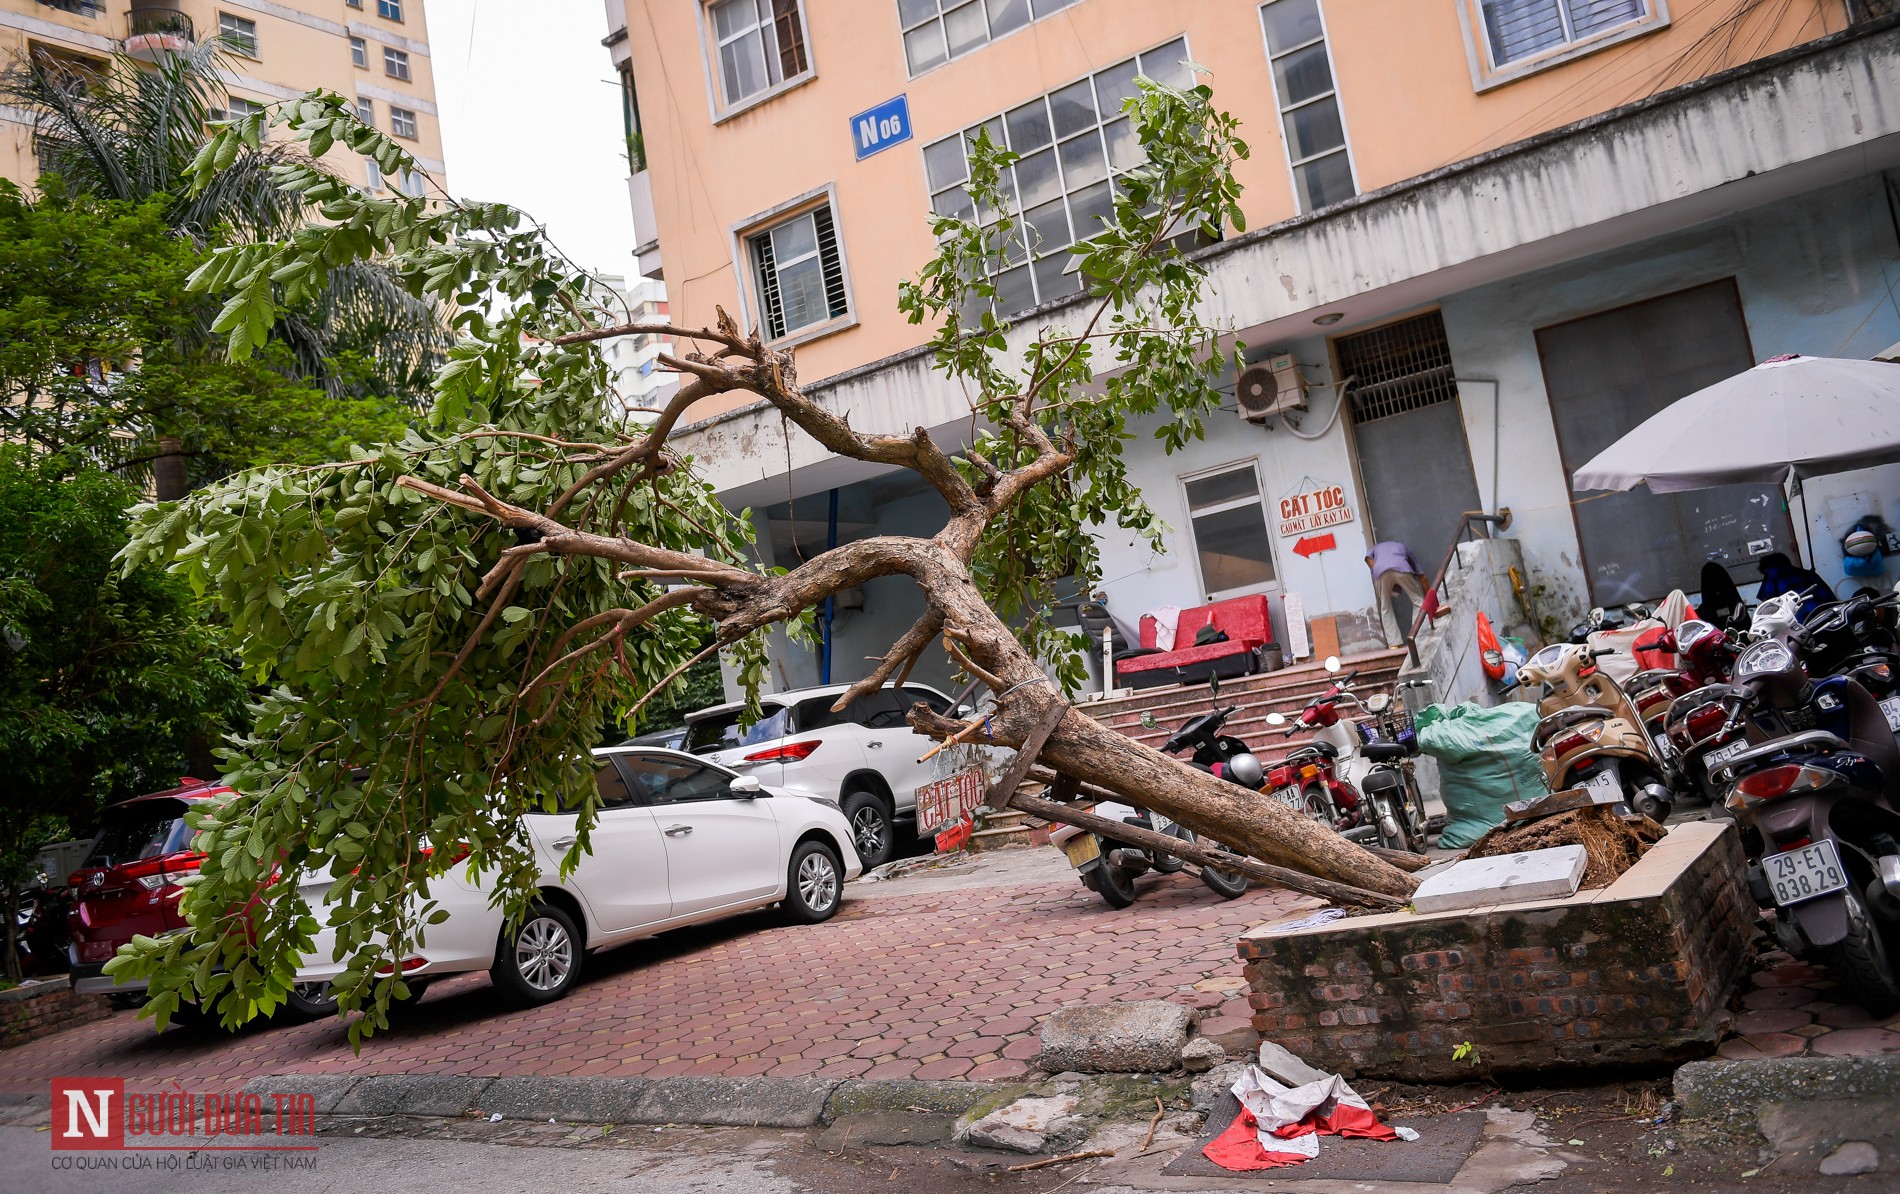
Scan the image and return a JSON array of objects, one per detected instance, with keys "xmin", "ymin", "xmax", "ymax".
[{"xmin": 1277, "ymin": 477, "xmax": 1356, "ymax": 538}]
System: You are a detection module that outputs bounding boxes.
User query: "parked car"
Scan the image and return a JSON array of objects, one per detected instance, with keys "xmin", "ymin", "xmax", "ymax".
[
  {"xmin": 67, "ymin": 779, "xmax": 226, "ymax": 1003},
  {"xmin": 682, "ymin": 682, "xmax": 971, "ymax": 867},
  {"xmin": 626, "ymin": 724, "xmax": 689, "ymax": 750},
  {"xmin": 291, "ymin": 745, "xmax": 861, "ymax": 1011}
]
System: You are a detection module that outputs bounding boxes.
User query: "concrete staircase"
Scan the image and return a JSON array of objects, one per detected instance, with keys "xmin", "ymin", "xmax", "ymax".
[{"xmin": 1074, "ymin": 648, "xmax": 1410, "ymax": 766}]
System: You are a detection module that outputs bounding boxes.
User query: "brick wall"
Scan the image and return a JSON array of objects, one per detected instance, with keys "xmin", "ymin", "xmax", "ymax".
[
  {"xmin": 1237, "ymin": 822, "xmax": 1753, "ymax": 1080},
  {"xmin": 0, "ymin": 981, "xmax": 111, "ymax": 1049}
]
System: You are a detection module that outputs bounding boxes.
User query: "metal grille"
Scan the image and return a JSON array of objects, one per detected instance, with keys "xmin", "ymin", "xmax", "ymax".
[{"xmin": 1334, "ymin": 310, "xmax": 1459, "ymax": 424}]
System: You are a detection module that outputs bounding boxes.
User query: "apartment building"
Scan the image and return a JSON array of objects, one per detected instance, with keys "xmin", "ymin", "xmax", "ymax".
[
  {"xmin": 1, "ymin": 0, "xmax": 446, "ymax": 194},
  {"xmin": 598, "ymin": 273, "xmax": 678, "ymax": 414},
  {"xmin": 604, "ymin": 1, "xmax": 1900, "ymax": 699}
]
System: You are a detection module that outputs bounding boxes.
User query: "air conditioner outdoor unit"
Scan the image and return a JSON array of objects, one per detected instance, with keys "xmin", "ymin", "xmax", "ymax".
[{"xmin": 1235, "ymin": 353, "xmax": 1307, "ymax": 424}]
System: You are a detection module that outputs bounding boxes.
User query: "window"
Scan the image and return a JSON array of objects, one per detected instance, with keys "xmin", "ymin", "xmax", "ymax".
[
  {"xmin": 1335, "ymin": 311, "xmax": 1459, "ymax": 424},
  {"xmin": 350, "ymin": 36, "xmax": 368, "ymax": 69},
  {"xmin": 383, "ymin": 47, "xmax": 411, "ymax": 80},
  {"xmin": 898, "ymin": 0, "xmax": 1077, "ymax": 75},
  {"xmin": 377, "ymin": 0, "xmax": 403, "ymax": 21},
  {"xmin": 397, "ymin": 167, "xmax": 425, "ymax": 197},
  {"xmin": 921, "ymin": 39, "xmax": 1194, "ymax": 314},
  {"xmin": 362, "ymin": 155, "xmax": 384, "ymax": 191},
  {"xmin": 217, "ymin": 12, "xmax": 258, "ymax": 58},
  {"xmin": 1478, "ymin": 0, "xmax": 1647, "ymax": 67},
  {"xmin": 389, "ymin": 106, "xmax": 417, "ymax": 138},
  {"xmin": 347, "ymin": 0, "xmax": 362, "ymax": 8},
  {"xmin": 618, "ymin": 754, "xmax": 740, "ymax": 805},
  {"xmin": 211, "ymin": 96, "xmax": 265, "ymax": 124},
  {"xmin": 709, "ymin": 0, "xmax": 809, "ymax": 108},
  {"xmin": 1184, "ymin": 463, "xmax": 1277, "ymax": 597},
  {"xmin": 746, "ymin": 202, "xmax": 848, "ymax": 340},
  {"xmin": 684, "ymin": 705, "xmax": 793, "ymax": 754},
  {"xmin": 595, "ymin": 761, "xmax": 637, "ymax": 808},
  {"xmin": 1261, "ymin": 0, "xmax": 1354, "ymax": 213},
  {"xmin": 352, "ymin": 96, "xmax": 373, "ymax": 124}
]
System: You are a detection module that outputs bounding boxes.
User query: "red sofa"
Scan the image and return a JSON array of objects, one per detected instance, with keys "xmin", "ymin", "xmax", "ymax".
[{"xmin": 1115, "ymin": 595, "xmax": 1276, "ymax": 689}]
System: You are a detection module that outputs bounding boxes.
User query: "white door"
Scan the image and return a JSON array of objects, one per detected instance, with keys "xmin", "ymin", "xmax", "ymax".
[
  {"xmin": 617, "ymin": 751, "xmax": 784, "ymax": 916},
  {"xmin": 529, "ymin": 759, "xmax": 671, "ymax": 935}
]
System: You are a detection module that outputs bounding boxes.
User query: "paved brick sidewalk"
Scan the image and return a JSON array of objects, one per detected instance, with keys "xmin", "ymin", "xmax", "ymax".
[
  {"xmin": 1717, "ymin": 947, "xmax": 1900, "ymax": 1060},
  {"xmin": 0, "ymin": 858, "xmax": 1304, "ymax": 1093}
]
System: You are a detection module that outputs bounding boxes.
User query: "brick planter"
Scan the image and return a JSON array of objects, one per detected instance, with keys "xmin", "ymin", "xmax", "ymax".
[
  {"xmin": 1237, "ymin": 821, "xmax": 1752, "ymax": 1080},
  {"xmin": 0, "ymin": 980, "xmax": 112, "ymax": 1050}
]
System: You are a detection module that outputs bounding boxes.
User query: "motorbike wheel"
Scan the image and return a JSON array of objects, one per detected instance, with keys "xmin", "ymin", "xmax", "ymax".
[
  {"xmin": 1195, "ymin": 839, "xmax": 1251, "ymax": 900},
  {"xmin": 1375, "ymin": 796, "xmax": 1416, "ymax": 854},
  {"xmin": 1151, "ymin": 817, "xmax": 1189, "ymax": 874},
  {"xmin": 1301, "ymin": 784, "xmax": 1337, "ymax": 828},
  {"xmin": 1816, "ymin": 887, "xmax": 1900, "ymax": 1017},
  {"xmin": 1083, "ymin": 847, "xmax": 1139, "ymax": 909}
]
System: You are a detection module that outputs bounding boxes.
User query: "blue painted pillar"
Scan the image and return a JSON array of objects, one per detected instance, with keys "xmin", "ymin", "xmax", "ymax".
[{"xmin": 820, "ymin": 488, "xmax": 838, "ymax": 684}]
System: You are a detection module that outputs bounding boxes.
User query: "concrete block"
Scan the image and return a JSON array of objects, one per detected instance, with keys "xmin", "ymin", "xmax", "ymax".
[
  {"xmin": 1411, "ymin": 846, "xmax": 1587, "ymax": 914},
  {"xmin": 1039, "ymin": 1000, "xmax": 1193, "ymax": 1073},
  {"xmin": 1257, "ymin": 1039, "xmax": 1331, "ymax": 1087},
  {"xmin": 823, "ymin": 1078, "xmax": 1006, "ymax": 1120},
  {"xmin": 630, "ymin": 1077, "xmax": 838, "ymax": 1128},
  {"xmin": 957, "ymin": 1094, "xmax": 1082, "ymax": 1154}
]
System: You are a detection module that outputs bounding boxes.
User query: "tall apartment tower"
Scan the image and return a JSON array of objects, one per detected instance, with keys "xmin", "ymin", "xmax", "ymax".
[{"xmin": 0, "ymin": 1, "xmax": 446, "ymax": 192}]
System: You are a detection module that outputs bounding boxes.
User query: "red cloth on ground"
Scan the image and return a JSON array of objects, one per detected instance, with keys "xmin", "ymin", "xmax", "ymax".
[{"xmin": 1202, "ymin": 1101, "xmax": 1402, "ymax": 1171}]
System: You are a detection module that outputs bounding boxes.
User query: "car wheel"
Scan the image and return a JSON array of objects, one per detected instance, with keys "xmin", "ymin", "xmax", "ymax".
[
  {"xmin": 490, "ymin": 904, "xmax": 582, "ymax": 1007},
  {"xmin": 284, "ymin": 980, "xmax": 340, "ymax": 1021},
  {"xmin": 842, "ymin": 789, "xmax": 894, "ymax": 869},
  {"xmin": 783, "ymin": 840, "xmax": 844, "ymax": 924}
]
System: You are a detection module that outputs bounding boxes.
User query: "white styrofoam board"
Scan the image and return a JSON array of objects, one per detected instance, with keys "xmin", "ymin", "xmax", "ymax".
[{"xmin": 1410, "ymin": 845, "xmax": 1588, "ymax": 914}]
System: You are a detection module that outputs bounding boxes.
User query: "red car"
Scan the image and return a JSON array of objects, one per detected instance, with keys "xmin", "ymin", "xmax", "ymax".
[{"xmin": 67, "ymin": 779, "xmax": 225, "ymax": 1001}]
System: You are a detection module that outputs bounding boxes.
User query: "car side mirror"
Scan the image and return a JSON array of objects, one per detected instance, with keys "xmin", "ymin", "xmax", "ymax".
[
  {"xmin": 954, "ymin": 703, "xmax": 974, "ymax": 718},
  {"xmin": 728, "ymin": 775, "xmax": 763, "ymax": 799}
]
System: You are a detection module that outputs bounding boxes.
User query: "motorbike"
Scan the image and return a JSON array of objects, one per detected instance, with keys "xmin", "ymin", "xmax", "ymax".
[
  {"xmin": 7, "ymin": 877, "xmax": 71, "ymax": 978},
  {"xmin": 1050, "ymin": 692, "xmax": 1253, "ymax": 909},
  {"xmin": 1709, "ymin": 632, "xmax": 1900, "ymax": 1013},
  {"xmin": 1797, "ymin": 591, "xmax": 1900, "ymax": 707},
  {"xmin": 1261, "ymin": 657, "xmax": 1428, "ymax": 853},
  {"xmin": 1518, "ymin": 641, "xmax": 1676, "ymax": 821}
]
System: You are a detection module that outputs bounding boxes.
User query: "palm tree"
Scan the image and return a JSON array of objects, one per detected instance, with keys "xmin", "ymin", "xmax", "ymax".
[{"xmin": 2, "ymin": 43, "xmax": 449, "ymax": 495}]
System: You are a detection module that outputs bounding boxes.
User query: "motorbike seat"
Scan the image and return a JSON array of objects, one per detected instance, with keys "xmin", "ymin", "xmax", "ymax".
[
  {"xmin": 1361, "ymin": 742, "xmax": 1409, "ymax": 762},
  {"xmin": 1532, "ymin": 705, "xmax": 1614, "ymax": 748}
]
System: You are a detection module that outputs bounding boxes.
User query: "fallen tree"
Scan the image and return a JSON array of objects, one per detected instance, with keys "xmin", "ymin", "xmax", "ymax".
[{"xmin": 108, "ymin": 79, "xmax": 1417, "ymax": 1037}]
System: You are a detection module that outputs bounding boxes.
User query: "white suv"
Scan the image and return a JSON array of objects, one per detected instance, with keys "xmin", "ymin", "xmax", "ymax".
[{"xmin": 682, "ymin": 682, "xmax": 967, "ymax": 868}]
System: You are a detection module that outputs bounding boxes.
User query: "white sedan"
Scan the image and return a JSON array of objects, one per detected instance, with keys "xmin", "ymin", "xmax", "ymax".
[{"xmin": 289, "ymin": 745, "xmax": 861, "ymax": 1012}]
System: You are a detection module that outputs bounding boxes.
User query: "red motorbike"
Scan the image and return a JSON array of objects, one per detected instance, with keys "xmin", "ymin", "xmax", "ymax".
[
  {"xmin": 1262, "ymin": 664, "xmax": 1369, "ymax": 838},
  {"xmin": 1656, "ymin": 620, "xmax": 1751, "ymax": 809}
]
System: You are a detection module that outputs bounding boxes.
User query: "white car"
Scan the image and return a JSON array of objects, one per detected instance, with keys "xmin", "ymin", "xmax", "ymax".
[
  {"xmin": 681, "ymin": 682, "xmax": 970, "ymax": 868},
  {"xmin": 290, "ymin": 745, "xmax": 861, "ymax": 1012}
]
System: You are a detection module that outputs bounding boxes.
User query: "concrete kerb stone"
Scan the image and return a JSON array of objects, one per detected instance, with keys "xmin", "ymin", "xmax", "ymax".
[
  {"xmin": 241, "ymin": 1073, "xmax": 365, "ymax": 1117},
  {"xmin": 822, "ymin": 1078, "xmax": 1019, "ymax": 1120},
  {"xmin": 333, "ymin": 1074, "xmax": 497, "ymax": 1119},
  {"xmin": 631, "ymin": 1076, "xmax": 841, "ymax": 1128},
  {"xmin": 1675, "ymin": 1055, "xmax": 1900, "ymax": 1136},
  {"xmin": 479, "ymin": 1076, "xmax": 649, "ymax": 1123}
]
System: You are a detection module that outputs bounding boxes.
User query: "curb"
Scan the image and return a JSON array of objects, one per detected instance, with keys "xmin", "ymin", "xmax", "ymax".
[
  {"xmin": 1675, "ymin": 1055, "xmax": 1900, "ymax": 1135},
  {"xmin": 239, "ymin": 1073, "xmax": 1026, "ymax": 1131}
]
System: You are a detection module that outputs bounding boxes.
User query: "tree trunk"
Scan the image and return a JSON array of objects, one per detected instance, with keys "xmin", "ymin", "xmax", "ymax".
[{"xmin": 153, "ymin": 436, "xmax": 188, "ymax": 501}]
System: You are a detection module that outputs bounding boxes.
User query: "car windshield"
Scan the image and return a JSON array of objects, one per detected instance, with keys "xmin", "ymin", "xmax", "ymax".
[
  {"xmin": 83, "ymin": 800, "xmax": 194, "ymax": 868},
  {"xmin": 683, "ymin": 705, "xmax": 792, "ymax": 755}
]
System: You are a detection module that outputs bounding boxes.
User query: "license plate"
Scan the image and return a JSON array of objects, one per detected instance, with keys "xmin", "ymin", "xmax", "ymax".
[
  {"xmin": 1882, "ymin": 696, "xmax": 1900, "ymax": 733},
  {"xmin": 1272, "ymin": 788, "xmax": 1304, "ymax": 813},
  {"xmin": 1062, "ymin": 836, "xmax": 1101, "ymax": 866},
  {"xmin": 1765, "ymin": 840, "xmax": 1849, "ymax": 907},
  {"xmin": 1578, "ymin": 767, "xmax": 1620, "ymax": 801},
  {"xmin": 1706, "ymin": 738, "xmax": 1750, "ymax": 768}
]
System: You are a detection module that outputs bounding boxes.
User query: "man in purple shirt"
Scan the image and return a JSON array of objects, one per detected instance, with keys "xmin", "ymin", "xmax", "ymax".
[{"xmin": 1366, "ymin": 540, "xmax": 1428, "ymax": 647}]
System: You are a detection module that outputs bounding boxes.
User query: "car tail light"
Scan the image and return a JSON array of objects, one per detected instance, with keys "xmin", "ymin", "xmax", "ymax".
[
  {"xmin": 1734, "ymin": 764, "xmax": 1832, "ymax": 802},
  {"xmin": 375, "ymin": 957, "xmax": 428, "ymax": 975},
  {"xmin": 419, "ymin": 842, "xmax": 471, "ymax": 865},
  {"xmin": 121, "ymin": 851, "xmax": 207, "ymax": 891},
  {"xmin": 745, "ymin": 740, "xmax": 821, "ymax": 763}
]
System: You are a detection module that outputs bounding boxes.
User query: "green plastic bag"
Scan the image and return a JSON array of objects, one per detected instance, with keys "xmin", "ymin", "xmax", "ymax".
[{"xmin": 1415, "ymin": 701, "xmax": 1549, "ymax": 850}]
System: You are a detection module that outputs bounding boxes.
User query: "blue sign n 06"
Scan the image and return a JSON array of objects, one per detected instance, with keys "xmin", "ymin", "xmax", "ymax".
[{"xmin": 850, "ymin": 95, "xmax": 911, "ymax": 161}]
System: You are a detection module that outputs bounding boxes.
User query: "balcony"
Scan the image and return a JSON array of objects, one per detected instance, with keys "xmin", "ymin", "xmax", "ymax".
[
  {"xmin": 125, "ymin": 7, "xmax": 194, "ymax": 62},
  {"xmin": 627, "ymin": 169, "xmax": 662, "ymax": 280}
]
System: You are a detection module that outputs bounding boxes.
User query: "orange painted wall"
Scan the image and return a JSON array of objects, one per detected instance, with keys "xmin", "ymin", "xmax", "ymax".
[{"xmin": 620, "ymin": 0, "xmax": 1847, "ymax": 418}]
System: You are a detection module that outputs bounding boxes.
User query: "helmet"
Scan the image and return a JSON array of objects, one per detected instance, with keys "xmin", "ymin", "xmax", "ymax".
[
  {"xmin": 1844, "ymin": 528, "xmax": 1879, "ymax": 558},
  {"xmin": 1224, "ymin": 752, "xmax": 1265, "ymax": 790}
]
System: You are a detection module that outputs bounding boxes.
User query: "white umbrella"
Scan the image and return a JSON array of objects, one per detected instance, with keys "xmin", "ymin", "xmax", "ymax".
[{"xmin": 1571, "ymin": 355, "xmax": 1900, "ymax": 494}]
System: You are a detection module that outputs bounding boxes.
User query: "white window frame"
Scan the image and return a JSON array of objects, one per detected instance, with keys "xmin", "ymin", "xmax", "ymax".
[
  {"xmin": 697, "ymin": 0, "xmax": 816, "ymax": 125},
  {"xmin": 897, "ymin": 0, "xmax": 1078, "ymax": 79},
  {"xmin": 217, "ymin": 12, "xmax": 258, "ymax": 59},
  {"xmin": 383, "ymin": 46, "xmax": 411, "ymax": 80},
  {"xmin": 349, "ymin": 35, "xmax": 368, "ymax": 69},
  {"xmin": 388, "ymin": 106, "xmax": 418, "ymax": 139},
  {"xmin": 352, "ymin": 97, "xmax": 373, "ymax": 125},
  {"xmin": 1259, "ymin": 0, "xmax": 1357, "ymax": 216},
  {"xmin": 211, "ymin": 96, "xmax": 265, "ymax": 125},
  {"xmin": 728, "ymin": 184, "xmax": 857, "ymax": 349},
  {"xmin": 362, "ymin": 154, "xmax": 384, "ymax": 191},
  {"xmin": 377, "ymin": 0, "xmax": 404, "ymax": 22},
  {"xmin": 919, "ymin": 37, "xmax": 1197, "ymax": 317},
  {"xmin": 1180, "ymin": 459, "xmax": 1280, "ymax": 601},
  {"xmin": 1455, "ymin": 0, "xmax": 1669, "ymax": 92}
]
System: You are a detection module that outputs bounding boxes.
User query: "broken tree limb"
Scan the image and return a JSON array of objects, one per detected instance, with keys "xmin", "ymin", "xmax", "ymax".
[
  {"xmin": 984, "ymin": 699, "xmax": 1070, "ymax": 810},
  {"xmin": 1005, "ymin": 1149, "xmax": 1114, "ymax": 1173},
  {"xmin": 1007, "ymin": 789, "xmax": 1404, "ymax": 910}
]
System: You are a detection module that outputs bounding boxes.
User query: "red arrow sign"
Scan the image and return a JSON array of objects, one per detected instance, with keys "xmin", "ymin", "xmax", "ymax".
[{"xmin": 1292, "ymin": 532, "xmax": 1337, "ymax": 559}]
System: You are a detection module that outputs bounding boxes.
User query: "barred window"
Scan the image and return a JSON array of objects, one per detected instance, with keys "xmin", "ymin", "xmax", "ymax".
[
  {"xmin": 748, "ymin": 203, "xmax": 848, "ymax": 340},
  {"xmin": 1334, "ymin": 311, "xmax": 1459, "ymax": 424}
]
